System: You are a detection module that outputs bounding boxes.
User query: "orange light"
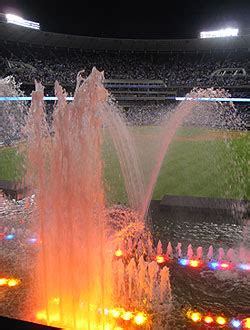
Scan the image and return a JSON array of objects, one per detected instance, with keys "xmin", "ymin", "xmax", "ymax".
[
  {"xmin": 189, "ymin": 260, "xmax": 199, "ymax": 268},
  {"xmin": 36, "ymin": 310, "xmax": 47, "ymax": 321},
  {"xmin": 156, "ymin": 255, "xmax": 165, "ymax": 264},
  {"xmin": 103, "ymin": 324, "xmax": 113, "ymax": 330},
  {"xmin": 220, "ymin": 263, "xmax": 230, "ymax": 269},
  {"xmin": 243, "ymin": 317, "xmax": 250, "ymax": 329},
  {"xmin": 204, "ymin": 315, "xmax": 214, "ymax": 324},
  {"xmin": 0, "ymin": 278, "xmax": 8, "ymax": 286},
  {"xmin": 51, "ymin": 297, "xmax": 60, "ymax": 304},
  {"xmin": 134, "ymin": 312, "xmax": 147, "ymax": 325},
  {"xmin": 36, "ymin": 310, "xmax": 60, "ymax": 323},
  {"xmin": 121, "ymin": 311, "xmax": 133, "ymax": 321},
  {"xmin": 216, "ymin": 316, "xmax": 227, "ymax": 325},
  {"xmin": 7, "ymin": 279, "xmax": 20, "ymax": 287},
  {"xmin": 186, "ymin": 309, "xmax": 193, "ymax": 319},
  {"xmin": 49, "ymin": 313, "xmax": 60, "ymax": 323},
  {"xmin": 111, "ymin": 308, "xmax": 122, "ymax": 318},
  {"xmin": 191, "ymin": 312, "xmax": 202, "ymax": 322},
  {"xmin": 115, "ymin": 249, "xmax": 123, "ymax": 257}
]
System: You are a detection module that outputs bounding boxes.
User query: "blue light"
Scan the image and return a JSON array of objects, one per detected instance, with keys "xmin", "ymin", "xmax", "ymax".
[
  {"xmin": 175, "ymin": 97, "xmax": 250, "ymax": 103},
  {"xmin": 238, "ymin": 263, "xmax": 250, "ymax": 271},
  {"xmin": 0, "ymin": 96, "xmax": 73, "ymax": 101},
  {"xmin": 0, "ymin": 96, "xmax": 250, "ymax": 103},
  {"xmin": 178, "ymin": 258, "xmax": 189, "ymax": 266},
  {"xmin": 231, "ymin": 319, "xmax": 241, "ymax": 328},
  {"xmin": 5, "ymin": 234, "xmax": 15, "ymax": 240},
  {"xmin": 208, "ymin": 261, "xmax": 219, "ymax": 270}
]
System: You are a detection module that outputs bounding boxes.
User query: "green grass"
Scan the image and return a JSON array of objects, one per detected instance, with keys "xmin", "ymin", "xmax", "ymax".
[
  {"xmin": 153, "ymin": 138, "xmax": 249, "ymax": 200},
  {"xmin": 0, "ymin": 146, "xmax": 24, "ymax": 181},
  {"xmin": 103, "ymin": 127, "xmax": 249, "ymax": 203},
  {"xmin": 0, "ymin": 128, "xmax": 249, "ymax": 202}
]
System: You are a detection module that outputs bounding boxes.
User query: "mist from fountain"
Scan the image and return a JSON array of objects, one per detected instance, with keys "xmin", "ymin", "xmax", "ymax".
[
  {"xmin": 139, "ymin": 99, "xmax": 197, "ymax": 218},
  {"xmin": 0, "ymin": 76, "xmax": 27, "ymax": 146},
  {"xmin": 1, "ymin": 69, "xmax": 248, "ymax": 329},
  {"xmin": 22, "ymin": 68, "xmax": 173, "ymax": 329},
  {"xmin": 103, "ymin": 102, "xmax": 146, "ymax": 215},
  {"xmin": 133, "ymin": 87, "xmax": 248, "ymax": 222}
]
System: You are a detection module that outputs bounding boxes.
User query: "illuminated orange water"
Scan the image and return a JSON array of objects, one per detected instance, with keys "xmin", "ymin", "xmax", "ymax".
[
  {"xmin": 23, "ymin": 70, "xmax": 224, "ymax": 329},
  {"xmin": 24, "ymin": 69, "xmax": 117, "ymax": 328},
  {"xmin": 24, "ymin": 69, "xmax": 172, "ymax": 329}
]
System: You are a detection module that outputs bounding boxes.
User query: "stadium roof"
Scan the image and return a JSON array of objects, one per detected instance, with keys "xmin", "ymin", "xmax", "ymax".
[{"xmin": 0, "ymin": 20, "xmax": 250, "ymax": 52}]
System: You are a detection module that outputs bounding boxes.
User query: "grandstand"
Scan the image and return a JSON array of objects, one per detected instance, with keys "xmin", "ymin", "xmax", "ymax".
[{"xmin": 0, "ymin": 17, "xmax": 249, "ymax": 128}]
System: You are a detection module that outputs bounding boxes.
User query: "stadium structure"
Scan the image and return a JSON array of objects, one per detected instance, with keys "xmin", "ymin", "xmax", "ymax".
[
  {"xmin": 0, "ymin": 13, "xmax": 250, "ymax": 330},
  {"xmin": 0, "ymin": 14, "xmax": 249, "ymax": 128}
]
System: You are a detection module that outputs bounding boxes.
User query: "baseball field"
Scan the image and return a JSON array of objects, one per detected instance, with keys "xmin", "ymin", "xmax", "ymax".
[{"xmin": 0, "ymin": 127, "xmax": 249, "ymax": 203}]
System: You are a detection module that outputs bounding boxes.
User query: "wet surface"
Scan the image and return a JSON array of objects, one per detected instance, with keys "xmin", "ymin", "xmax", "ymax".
[
  {"xmin": 0, "ymin": 197, "xmax": 249, "ymax": 329},
  {"xmin": 150, "ymin": 202, "xmax": 250, "ymax": 327}
]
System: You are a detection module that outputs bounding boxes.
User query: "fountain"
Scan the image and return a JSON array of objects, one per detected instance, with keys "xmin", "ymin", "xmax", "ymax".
[
  {"xmin": 0, "ymin": 69, "xmax": 249, "ymax": 329},
  {"xmin": 0, "ymin": 76, "xmax": 27, "ymax": 146},
  {"xmin": 21, "ymin": 68, "xmax": 173, "ymax": 329}
]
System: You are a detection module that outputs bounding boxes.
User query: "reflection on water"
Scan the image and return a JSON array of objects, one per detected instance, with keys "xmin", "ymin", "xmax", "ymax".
[
  {"xmin": 0, "ymin": 196, "xmax": 249, "ymax": 328},
  {"xmin": 152, "ymin": 213, "xmax": 250, "ymax": 322}
]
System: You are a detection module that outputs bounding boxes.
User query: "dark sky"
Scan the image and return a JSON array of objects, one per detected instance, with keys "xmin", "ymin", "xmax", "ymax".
[{"xmin": 0, "ymin": 0, "xmax": 249, "ymax": 39}]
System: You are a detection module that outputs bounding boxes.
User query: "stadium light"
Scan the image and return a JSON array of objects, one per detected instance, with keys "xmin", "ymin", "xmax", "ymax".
[
  {"xmin": 6, "ymin": 13, "xmax": 40, "ymax": 30},
  {"xmin": 200, "ymin": 28, "xmax": 238, "ymax": 38}
]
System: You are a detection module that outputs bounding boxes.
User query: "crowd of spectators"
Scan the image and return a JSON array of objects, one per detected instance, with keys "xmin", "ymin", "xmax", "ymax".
[
  {"xmin": 122, "ymin": 101, "xmax": 248, "ymax": 129},
  {"xmin": 121, "ymin": 101, "xmax": 172, "ymax": 125},
  {"xmin": 0, "ymin": 43, "xmax": 249, "ymax": 90},
  {"xmin": 0, "ymin": 42, "xmax": 249, "ymax": 130}
]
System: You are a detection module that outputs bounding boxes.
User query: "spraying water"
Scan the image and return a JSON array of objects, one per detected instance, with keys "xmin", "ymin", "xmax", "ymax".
[
  {"xmin": 1, "ymin": 69, "xmax": 248, "ymax": 329},
  {"xmin": 24, "ymin": 69, "xmax": 116, "ymax": 328},
  {"xmin": 23, "ymin": 69, "xmax": 172, "ymax": 329},
  {"xmin": 102, "ymin": 102, "xmax": 146, "ymax": 215}
]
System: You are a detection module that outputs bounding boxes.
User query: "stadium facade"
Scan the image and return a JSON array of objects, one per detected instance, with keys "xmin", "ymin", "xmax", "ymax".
[{"xmin": 0, "ymin": 18, "xmax": 249, "ymax": 128}]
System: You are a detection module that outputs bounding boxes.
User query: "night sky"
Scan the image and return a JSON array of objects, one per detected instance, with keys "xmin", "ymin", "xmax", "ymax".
[{"xmin": 0, "ymin": 0, "xmax": 249, "ymax": 39}]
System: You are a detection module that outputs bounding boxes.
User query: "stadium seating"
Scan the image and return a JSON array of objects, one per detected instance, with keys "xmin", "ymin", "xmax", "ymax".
[
  {"xmin": 0, "ymin": 21, "xmax": 249, "ymax": 129},
  {"xmin": 0, "ymin": 43, "xmax": 249, "ymax": 92}
]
